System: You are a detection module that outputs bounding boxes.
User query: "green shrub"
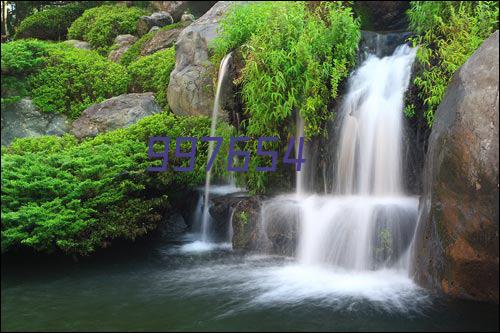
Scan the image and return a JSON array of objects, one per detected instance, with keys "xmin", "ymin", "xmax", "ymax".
[
  {"xmin": 68, "ymin": 5, "xmax": 148, "ymax": 54},
  {"xmin": 14, "ymin": 3, "xmax": 88, "ymax": 41},
  {"xmin": 29, "ymin": 44, "xmax": 130, "ymax": 118},
  {"xmin": 128, "ymin": 47, "xmax": 175, "ymax": 108},
  {"xmin": 1, "ymin": 39, "xmax": 130, "ymax": 119},
  {"xmin": 1, "ymin": 39, "xmax": 53, "ymax": 107},
  {"xmin": 1, "ymin": 113, "xmax": 233, "ymax": 255},
  {"xmin": 213, "ymin": 2, "xmax": 360, "ymax": 193},
  {"xmin": 407, "ymin": 1, "xmax": 499, "ymax": 126}
]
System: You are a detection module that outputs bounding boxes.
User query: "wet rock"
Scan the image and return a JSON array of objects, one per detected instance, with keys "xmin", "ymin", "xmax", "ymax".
[
  {"xmin": 210, "ymin": 193, "xmax": 248, "ymax": 242},
  {"xmin": 63, "ymin": 39, "xmax": 92, "ymax": 50},
  {"xmin": 137, "ymin": 11, "xmax": 174, "ymax": 36},
  {"xmin": 231, "ymin": 196, "xmax": 265, "ymax": 251},
  {"xmin": 140, "ymin": 26, "xmax": 183, "ymax": 56},
  {"xmin": 108, "ymin": 34, "xmax": 138, "ymax": 63},
  {"xmin": 261, "ymin": 198, "xmax": 300, "ymax": 257},
  {"xmin": 412, "ymin": 31, "xmax": 499, "ymax": 303},
  {"xmin": 70, "ymin": 93, "xmax": 162, "ymax": 139},
  {"xmin": 1, "ymin": 98, "xmax": 69, "ymax": 146}
]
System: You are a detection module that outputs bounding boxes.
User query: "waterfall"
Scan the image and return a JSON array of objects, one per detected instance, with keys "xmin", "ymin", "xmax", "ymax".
[
  {"xmin": 200, "ymin": 52, "xmax": 233, "ymax": 242},
  {"xmin": 262, "ymin": 44, "xmax": 418, "ymax": 273},
  {"xmin": 295, "ymin": 114, "xmax": 305, "ymax": 195}
]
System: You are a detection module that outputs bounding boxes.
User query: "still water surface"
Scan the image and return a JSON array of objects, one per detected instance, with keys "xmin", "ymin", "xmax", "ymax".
[{"xmin": 2, "ymin": 235, "xmax": 498, "ymax": 331}]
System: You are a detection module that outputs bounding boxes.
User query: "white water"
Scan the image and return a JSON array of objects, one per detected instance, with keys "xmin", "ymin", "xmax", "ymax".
[
  {"xmin": 260, "ymin": 44, "xmax": 418, "ymax": 299},
  {"xmin": 201, "ymin": 53, "xmax": 233, "ymax": 242}
]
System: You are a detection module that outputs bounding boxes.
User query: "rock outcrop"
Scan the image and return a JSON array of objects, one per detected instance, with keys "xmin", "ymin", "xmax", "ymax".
[
  {"xmin": 70, "ymin": 93, "xmax": 162, "ymax": 139},
  {"xmin": 63, "ymin": 39, "xmax": 92, "ymax": 50},
  {"xmin": 150, "ymin": 1, "xmax": 217, "ymax": 22},
  {"xmin": 140, "ymin": 27, "xmax": 183, "ymax": 56},
  {"xmin": 1, "ymin": 98, "xmax": 69, "ymax": 146},
  {"xmin": 231, "ymin": 196, "xmax": 265, "ymax": 251},
  {"xmin": 168, "ymin": 1, "xmax": 243, "ymax": 117},
  {"xmin": 412, "ymin": 31, "xmax": 499, "ymax": 303},
  {"xmin": 137, "ymin": 11, "xmax": 174, "ymax": 36},
  {"xmin": 354, "ymin": 1, "xmax": 409, "ymax": 31},
  {"xmin": 108, "ymin": 34, "xmax": 138, "ymax": 62}
]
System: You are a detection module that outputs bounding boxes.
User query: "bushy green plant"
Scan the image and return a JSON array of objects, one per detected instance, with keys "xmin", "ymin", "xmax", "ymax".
[
  {"xmin": 68, "ymin": 5, "xmax": 148, "ymax": 54},
  {"xmin": 1, "ymin": 113, "xmax": 233, "ymax": 255},
  {"xmin": 1, "ymin": 39, "xmax": 130, "ymax": 118},
  {"xmin": 212, "ymin": 2, "xmax": 360, "ymax": 193},
  {"xmin": 1, "ymin": 39, "xmax": 52, "ymax": 106},
  {"xmin": 407, "ymin": 1, "xmax": 499, "ymax": 126},
  {"xmin": 29, "ymin": 44, "xmax": 130, "ymax": 118},
  {"xmin": 128, "ymin": 47, "xmax": 175, "ymax": 108},
  {"xmin": 14, "ymin": 3, "xmax": 88, "ymax": 41}
]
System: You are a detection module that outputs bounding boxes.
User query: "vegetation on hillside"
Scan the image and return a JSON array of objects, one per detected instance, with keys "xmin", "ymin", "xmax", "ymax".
[
  {"xmin": 1, "ymin": 114, "xmax": 233, "ymax": 255},
  {"xmin": 407, "ymin": 1, "xmax": 499, "ymax": 126},
  {"xmin": 67, "ymin": 5, "xmax": 148, "ymax": 55},
  {"xmin": 212, "ymin": 1, "xmax": 360, "ymax": 193},
  {"xmin": 1, "ymin": 39, "xmax": 129, "ymax": 119}
]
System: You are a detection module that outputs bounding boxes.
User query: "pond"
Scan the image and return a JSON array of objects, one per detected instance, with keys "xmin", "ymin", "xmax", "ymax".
[{"xmin": 2, "ymin": 234, "xmax": 498, "ymax": 332}]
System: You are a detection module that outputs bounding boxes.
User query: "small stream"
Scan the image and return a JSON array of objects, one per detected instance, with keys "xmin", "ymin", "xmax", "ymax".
[{"xmin": 1, "ymin": 235, "xmax": 498, "ymax": 331}]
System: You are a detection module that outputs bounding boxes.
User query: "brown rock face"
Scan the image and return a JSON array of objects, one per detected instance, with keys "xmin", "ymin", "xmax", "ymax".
[
  {"xmin": 412, "ymin": 31, "xmax": 499, "ymax": 303},
  {"xmin": 140, "ymin": 27, "xmax": 182, "ymax": 56}
]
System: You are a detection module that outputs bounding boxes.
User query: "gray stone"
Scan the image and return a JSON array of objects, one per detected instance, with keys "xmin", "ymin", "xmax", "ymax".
[
  {"xmin": 149, "ymin": 26, "xmax": 161, "ymax": 33},
  {"xmin": 412, "ymin": 31, "xmax": 499, "ymax": 303},
  {"xmin": 150, "ymin": 1, "xmax": 217, "ymax": 22},
  {"xmin": 167, "ymin": 2, "xmax": 248, "ymax": 117},
  {"xmin": 70, "ymin": 93, "xmax": 162, "ymax": 139},
  {"xmin": 108, "ymin": 34, "xmax": 138, "ymax": 63},
  {"xmin": 140, "ymin": 27, "xmax": 183, "ymax": 56},
  {"xmin": 63, "ymin": 39, "xmax": 92, "ymax": 50},
  {"xmin": 137, "ymin": 11, "xmax": 174, "ymax": 36},
  {"xmin": 181, "ymin": 13, "xmax": 195, "ymax": 23},
  {"xmin": 1, "ymin": 98, "xmax": 69, "ymax": 146}
]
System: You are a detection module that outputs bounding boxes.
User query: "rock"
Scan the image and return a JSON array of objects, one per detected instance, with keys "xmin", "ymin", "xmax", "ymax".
[
  {"xmin": 261, "ymin": 197, "xmax": 300, "ymax": 256},
  {"xmin": 108, "ymin": 34, "xmax": 138, "ymax": 63},
  {"xmin": 1, "ymin": 98, "xmax": 69, "ymax": 146},
  {"xmin": 231, "ymin": 196, "xmax": 265, "ymax": 251},
  {"xmin": 167, "ymin": 30, "xmax": 214, "ymax": 116},
  {"xmin": 70, "ymin": 93, "xmax": 162, "ymax": 139},
  {"xmin": 168, "ymin": 2, "xmax": 248, "ymax": 117},
  {"xmin": 140, "ymin": 27, "xmax": 183, "ymax": 56},
  {"xmin": 151, "ymin": 1, "xmax": 190, "ymax": 22},
  {"xmin": 210, "ymin": 193, "xmax": 248, "ymax": 241},
  {"xmin": 181, "ymin": 13, "xmax": 195, "ymax": 23},
  {"xmin": 63, "ymin": 39, "xmax": 92, "ymax": 50},
  {"xmin": 137, "ymin": 11, "xmax": 174, "ymax": 36},
  {"xmin": 354, "ymin": 1, "xmax": 409, "ymax": 31},
  {"xmin": 150, "ymin": 1, "xmax": 217, "ymax": 22},
  {"xmin": 412, "ymin": 31, "xmax": 499, "ymax": 303},
  {"xmin": 149, "ymin": 26, "xmax": 161, "ymax": 33}
]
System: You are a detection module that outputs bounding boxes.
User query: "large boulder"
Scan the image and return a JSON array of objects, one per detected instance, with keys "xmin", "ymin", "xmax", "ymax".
[
  {"xmin": 70, "ymin": 93, "xmax": 162, "ymax": 139},
  {"xmin": 412, "ymin": 31, "xmax": 499, "ymax": 303},
  {"xmin": 150, "ymin": 1, "xmax": 217, "ymax": 22},
  {"xmin": 231, "ymin": 196, "xmax": 266, "ymax": 252},
  {"xmin": 137, "ymin": 11, "xmax": 174, "ymax": 36},
  {"xmin": 167, "ymin": 1, "xmax": 243, "ymax": 117},
  {"xmin": 108, "ymin": 34, "xmax": 138, "ymax": 63},
  {"xmin": 1, "ymin": 98, "xmax": 69, "ymax": 146},
  {"xmin": 140, "ymin": 27, "xmax": 183, "ymax": 56}
]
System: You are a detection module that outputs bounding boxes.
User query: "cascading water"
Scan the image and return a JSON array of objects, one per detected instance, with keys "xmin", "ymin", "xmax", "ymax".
[
  {"xmin": 298, "ymin": 44, "xmax": 417, "ymax": 270},
  {"xmin": 262, "ymin": 44, "xmax": 418, "ymax": 275},
  {"xmin": 200, "ymin": 52, "xmax": 233, "ymax": 242}
]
